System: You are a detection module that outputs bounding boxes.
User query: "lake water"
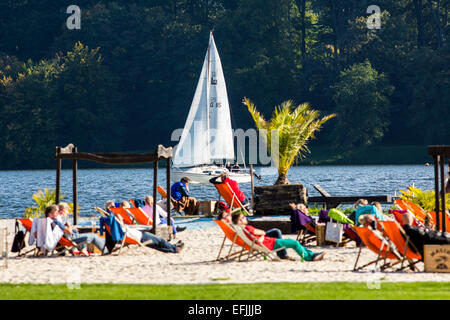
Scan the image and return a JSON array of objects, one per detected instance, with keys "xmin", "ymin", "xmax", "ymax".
[{"xmin": 0, "ymin": 165, "xmax": 436, "ymax": 219}]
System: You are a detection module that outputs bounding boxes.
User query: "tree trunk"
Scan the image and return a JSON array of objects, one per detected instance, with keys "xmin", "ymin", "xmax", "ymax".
[{"xmin": 275, "ymin": 174, "xmax": 290, "ymax": 185}]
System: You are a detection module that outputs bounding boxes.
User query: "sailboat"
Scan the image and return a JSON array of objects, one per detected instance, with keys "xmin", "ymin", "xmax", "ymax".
[{"xmin": 171, "ymin": 32, "xmax": 252, "ymax": 184}]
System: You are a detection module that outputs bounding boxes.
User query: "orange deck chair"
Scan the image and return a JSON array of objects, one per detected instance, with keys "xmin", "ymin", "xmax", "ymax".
[
  {"xmin": 126, "ymin": 207, "xmax": 153, "ymax": 226},
  {"xmin": 109, "ymin": 207, "xmax": 137, "ymax": 225},
  {"xmin": 378, "ymin": 220, "xmax": 422, "ymax": 271},
  {"xmin": 353, "ymin": 226, "xmax": 402, "ymax": 271},
  {"xmin": 96, "ymin": 207, "xmax": 151, "ymax": 255},
  {"xmin": 214, "ymin": 183, "xmax": 251, "ymax": 216},
  {"xmin": 215, "ymin": 219, "xmax": 251, "ymax": 261},
  {"xmin": 15, "ymin": 218, "xmax": 82, "ymax": 256}
]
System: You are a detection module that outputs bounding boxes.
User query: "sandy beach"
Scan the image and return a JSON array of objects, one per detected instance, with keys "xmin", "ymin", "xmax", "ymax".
[{"xmin": 1, "ymin": 218, "xmax": 450, "ymax": 285}]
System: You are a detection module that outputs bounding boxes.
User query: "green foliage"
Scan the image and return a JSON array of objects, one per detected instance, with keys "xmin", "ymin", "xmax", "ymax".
[
  {"xmin": 0, "ymin": 1, "xmax": 448, "ymax": 169},
  {"xmin": 24, "ymin": 188, "xmax": 77, "ymax": 218},
  {"xmin": 243, "ymin": 98, "xmax": 335, "ymax": 184},
  {"xmin": 399, "ymin": 186, "xmax": 450, "ymax": 212},
  {"xmin": 332, "ymin": 60, "xmax": 394, "ymax": 148}
]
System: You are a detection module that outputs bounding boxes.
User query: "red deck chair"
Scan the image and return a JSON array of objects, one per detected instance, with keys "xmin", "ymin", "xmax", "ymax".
[
  {"xmin": 378, "ymin": 221, "xmax": 422, "ymax": 271},
  {"xmin": 126, "ymin": 208, "xmax": 153, "ymax": 226},
  {"xmin": 215, "ymin": 220, "xmax": 251, "ymax": 261},
  {"xmin": 214, "ymin": 183, "xmax": 251, "ymax": 216},
  {"xmin": 15, "ymin": 218, "xmax": 82, "ymax": 256},
  {"xmin": 109, "ymin": 207, "xmax": 136, "ymax": 225},
  {"xmin": 353, "ymin": 226, "xmax": 402, "ymax": 271}
]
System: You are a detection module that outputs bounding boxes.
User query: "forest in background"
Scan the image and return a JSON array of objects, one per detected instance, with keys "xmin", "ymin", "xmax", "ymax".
[{"xmin": 0, "ymin": 0, "xmax": 448, "ymax": 169}]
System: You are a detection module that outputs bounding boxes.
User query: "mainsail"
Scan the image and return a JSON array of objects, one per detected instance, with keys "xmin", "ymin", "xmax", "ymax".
[{"xmin": 173, "ymin": 32, "xmax": 235, "ymax": 168}]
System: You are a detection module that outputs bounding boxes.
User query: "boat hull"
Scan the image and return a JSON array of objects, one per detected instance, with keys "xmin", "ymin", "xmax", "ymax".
[{"xmin": 171, "ymin": 166, "xmax": 252, "ymax": 184}]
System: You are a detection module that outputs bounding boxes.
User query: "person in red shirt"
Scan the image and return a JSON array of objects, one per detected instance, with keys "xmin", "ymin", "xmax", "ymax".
[
  {"xmin": 210, "ymin": 173, "xmax": 249, "ymax": 205},
  {"xmin": 231, "ymin": 211, "xmax": 325, "ymax": 262}
]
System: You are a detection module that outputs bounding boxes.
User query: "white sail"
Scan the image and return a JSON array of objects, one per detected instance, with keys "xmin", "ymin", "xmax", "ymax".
[
  {"xmin": 173, "ymin": 33, "xmax": 234, "ymax": 167},
  {"xmin": 173, "ymin": 48, "xmax": 211, "ymax": 167},
  {"xmin": 208, "ymin": 36, "xmax": 235, "ymax": 161}
]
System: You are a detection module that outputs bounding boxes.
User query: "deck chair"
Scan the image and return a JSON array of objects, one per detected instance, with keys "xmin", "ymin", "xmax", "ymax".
[
  {"xmin": 378, "ymin": 221, "xmax": 422, "ymax": 272},
  {"xmin": 126, "ymin": 207, "xmax": 153, "ymax": 226},
  {"xmin": 109, "ymin": 207, "xmax": 137, "ymax": 225},
  {"xmin": 428, "ymin": 211, "xmax": 450, "ymax": 233},
  {"xmin": 215, "ymin": 220, "xmax": 252, "ymax": 261},
  {"xmin": 353, "ymin": 226, "xmax": 402, "ymax": 271},
  {"xmin": 292, "ymin": 210, "xmax": 317, "ymax": 244},
  {"xmin": 96, "ymin": 207, "xmax": 153, "ymax": 255},
  {"xmin": 15, "ymin": 218, "xmax": 82, "ymax": 257},
  {"xmin": 214, "ymin": 183, "xmax": 251, "ymax": 216}
]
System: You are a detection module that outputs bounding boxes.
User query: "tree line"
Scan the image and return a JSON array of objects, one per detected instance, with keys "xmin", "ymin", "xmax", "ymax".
[{"xmin": 0, "ymin": 0, "xmax": 448, "ymax": 169}]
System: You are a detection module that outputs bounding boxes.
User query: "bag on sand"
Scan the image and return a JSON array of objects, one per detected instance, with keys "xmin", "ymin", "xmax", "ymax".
[{"xmin": 325, "ymin": 220, "xmax": 343, "ymax": 244}]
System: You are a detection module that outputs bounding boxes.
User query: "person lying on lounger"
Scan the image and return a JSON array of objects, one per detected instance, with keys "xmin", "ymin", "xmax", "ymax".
[
  {"xmin": 231, "ymin": 211, "xmax": 325, "ymax": 262},
  {"xmin": 114, "ymin": 214, "xmax": 184, "ymax": 253}
]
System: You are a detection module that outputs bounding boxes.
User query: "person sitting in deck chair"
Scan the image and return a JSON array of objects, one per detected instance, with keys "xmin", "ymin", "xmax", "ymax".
[
  {"xmin": 210, "ymin": 173, "xmax": 249, "ymax": 205},
  {"xmin": 231, "ymin": 211, "xmax": 325, "ymax": 262},
  {"xmin": 142, "ymin": 196, "xmax": 186, "ymax": 235},
  {"xmin": 289, "ymin": 203, "xmax": 315, "ymax": 234},
  {"xmin": 170, "ymin": 177, "xmax": 199, "ymax": 215},
  {"xmin": 401, "ymin": 211, "xmax": 450, "ymax": 256},
  {"xmin": 46, "ymin": 205, "xmax": 107, "ymax": 255}
]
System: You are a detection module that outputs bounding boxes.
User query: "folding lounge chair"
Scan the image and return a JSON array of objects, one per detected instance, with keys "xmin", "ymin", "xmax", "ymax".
[
  {"xmin": 378, "ymin": 221, "xmax": 422, "ymax": 272},
  {"xmin": 214, "ymin": 183, "xmax": 251, "ymax": 216},
  {"xmin": 109, "ymin": 207, "xmax": 137, "ymax": 225},
  {"xmin": 215, "ymin": 220, "xmax": 251, "ymax": 261},
  {"xmin": 96, "ymin": 207, "xmax": 153, "ymax": 255},
  {"xmin": 353, "ymin": 226, "xmax": 402, "ymax": 271},
  {"xmin": 15, "ymin": 218, "xmax": 82, "ymax": 257},
  {"xmin": 292, "ymin": 210, "xmax": 317, "ymax": 245},
  {"xmin": 233, "ymin": 225, "xmax": 284, "ymax": 261},
  {"xmin": 126, "ymin": 207, "xmax": 153, "ymax": 226}
]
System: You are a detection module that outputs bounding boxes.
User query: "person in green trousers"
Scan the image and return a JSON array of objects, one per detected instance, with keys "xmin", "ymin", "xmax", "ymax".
[{"xmin": 231, "ymin": 212, "xmax": 325, "ymax": 262}]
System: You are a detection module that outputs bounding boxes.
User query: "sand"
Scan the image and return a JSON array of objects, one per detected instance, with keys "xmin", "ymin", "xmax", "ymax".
[{"xmin": 0, "ymin": 218, "xmax": 450, "ymax": 285}]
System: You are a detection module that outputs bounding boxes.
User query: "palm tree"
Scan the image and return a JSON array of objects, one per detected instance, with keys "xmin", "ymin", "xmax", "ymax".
[
  {"xmin": 243, "ymin": 97, "xmax": 335, "ymax": 185},
  {"xmin": 24, "ymin": 188, "xmax": 77, "ymax": 218}
]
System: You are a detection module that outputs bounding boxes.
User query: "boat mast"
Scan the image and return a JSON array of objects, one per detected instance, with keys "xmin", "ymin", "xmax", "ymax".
[{"xmin": 206, "ymin": 31, "xmax": 212, "ymax": 165}]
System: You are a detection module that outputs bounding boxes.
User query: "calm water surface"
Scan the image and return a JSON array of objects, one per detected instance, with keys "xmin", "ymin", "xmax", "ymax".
[{"xmin": 0, "ymin": 165, "xmax": 435, "ymax": 219}]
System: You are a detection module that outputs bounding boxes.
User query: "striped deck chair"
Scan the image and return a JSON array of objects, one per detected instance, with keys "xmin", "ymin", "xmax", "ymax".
[
  {"xmin": 214, "ymin": 183, "xmax": 251, "ymax": 216},
  {"xmin": 378, "ymin": 221, "xmax": 422, "ymax": 272},
  {"xmin": 353, "ymin": 226, "xmax": 402, "ymax": 271}
]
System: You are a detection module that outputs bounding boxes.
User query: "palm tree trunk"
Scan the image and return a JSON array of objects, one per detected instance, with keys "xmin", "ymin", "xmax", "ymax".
[{"xmin": 275, "ymin": 173, "xmax": 290, "ymax": 185}]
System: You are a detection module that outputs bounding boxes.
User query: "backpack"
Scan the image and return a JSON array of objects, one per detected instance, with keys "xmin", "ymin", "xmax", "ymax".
[{"xmin": 11, "ymin": 230, "xmax": 25, "ymax": 253}]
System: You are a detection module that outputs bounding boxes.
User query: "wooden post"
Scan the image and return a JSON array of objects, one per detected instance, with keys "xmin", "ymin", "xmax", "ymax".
[
  {"xmin": 166, "ymin": 157, "xmax": 171, "ymax": 231},
  {"xmin": 434, "ymin": 155, "xmax": 441, "ymax": 231},
  {"xmin": 440, "ymin": 156, "xmax": 446, "ymax": 233},
  {"xmin": 250, "ymin": 164, "xmax": 255, "ymax": 208},
  {"xmin": 56, "ymin": 147, "xmax": 61, "ymax": 204},
  {"xmin": 72, "ymin": 147, "xmax": 78, "ymax": 226},
  {"xmin": 152, "ymin": 159, "xmax": 158, "ymax": 235}
]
